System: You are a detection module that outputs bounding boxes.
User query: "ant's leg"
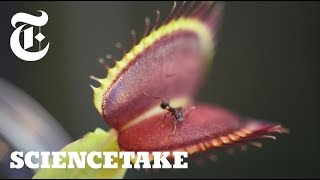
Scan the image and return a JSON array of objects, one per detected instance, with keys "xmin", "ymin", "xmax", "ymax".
[
  {"xmin": 172, "ymin": 118, "xmax": 177, "ymax": 136},
  {"xmin": 184, "ymin": 106, "xmax": 196, "ymax": 118},
  {"xmin": 161, "ymin": 112, "xmax": 170, "ymax": 127}
]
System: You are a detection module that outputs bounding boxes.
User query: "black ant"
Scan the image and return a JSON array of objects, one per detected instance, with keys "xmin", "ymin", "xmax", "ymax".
[{"xmin": 143, "ymin": 92, "xmax": 195, "ymax": 136}]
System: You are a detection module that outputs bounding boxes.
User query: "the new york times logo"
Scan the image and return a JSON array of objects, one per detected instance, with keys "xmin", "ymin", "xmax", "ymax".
[{"xmin": 10, "ymin": 10, "xmax": 50, "ymax": 61}]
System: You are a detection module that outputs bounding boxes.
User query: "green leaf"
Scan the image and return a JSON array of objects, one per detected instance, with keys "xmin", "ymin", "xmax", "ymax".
[{"xmin": 33, "ymin": 128, "xmax": 127, "ymax": 179}]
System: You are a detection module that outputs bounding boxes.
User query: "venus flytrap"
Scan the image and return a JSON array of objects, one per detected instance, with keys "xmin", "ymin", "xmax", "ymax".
[
  {"xmin": 33, "ymin": 1, "xmax": 288, "ymax": 179},
  {"xmin": 90, "ymin": 1, "xmax": 288, "ymax": 156},
  {"xmin": 33, "ymin": 128, "xmax": 126, "ymax": 179}
]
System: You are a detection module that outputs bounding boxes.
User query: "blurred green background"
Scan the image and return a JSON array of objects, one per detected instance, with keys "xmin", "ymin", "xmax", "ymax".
[{"xmin": 0, "ymin": 1, "xmax": 319, "ymax": 178}]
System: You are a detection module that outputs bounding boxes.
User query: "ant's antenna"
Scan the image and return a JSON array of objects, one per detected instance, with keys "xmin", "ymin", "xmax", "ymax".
[{"xmin": 142, "ymin": 91, "xmax": 167, "ymax": 104}]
